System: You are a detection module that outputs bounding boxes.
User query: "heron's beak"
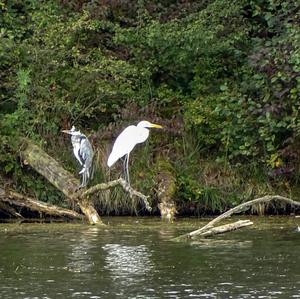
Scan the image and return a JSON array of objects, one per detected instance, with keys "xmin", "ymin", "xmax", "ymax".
[
  {"xmin": 62, "ymin": 129, "xmax": 72, "ymax": 135},
  {"xmin": 150, "ymin": 123, "xmax": 163, "ymax": 129}
]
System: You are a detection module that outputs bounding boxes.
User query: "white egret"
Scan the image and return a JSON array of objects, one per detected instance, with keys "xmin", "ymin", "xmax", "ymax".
[
  {"xmin": 107, "ymin": 120, "xmax": 163, "ymax": 185},
  {"xmin": 62, "ymin": 126, "xmax": 94, "ymax": 188}
]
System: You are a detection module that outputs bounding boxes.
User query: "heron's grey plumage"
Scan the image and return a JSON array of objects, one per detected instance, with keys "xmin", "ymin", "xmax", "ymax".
[{"xmin": 63, "ymin": 126, "xmax": 94, "ymax": 188}]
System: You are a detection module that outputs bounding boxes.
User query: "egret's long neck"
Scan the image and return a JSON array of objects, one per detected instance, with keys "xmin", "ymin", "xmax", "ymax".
[
  {"xmin": 137, "ymin": 123, "xmax": 150, "ymax": 130},
  {"xmin": 135, "ymin": 126, "xmax": 150, "ymax": 144}
]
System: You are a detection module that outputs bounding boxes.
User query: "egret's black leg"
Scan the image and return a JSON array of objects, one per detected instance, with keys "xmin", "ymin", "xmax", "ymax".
[
  {"xmin": 123, "ymin": 156, "xmax": 127, "ymax": 182},
  {"xmin": 126, "ymin": 153, "xmax": 130, "ymax": 186}
]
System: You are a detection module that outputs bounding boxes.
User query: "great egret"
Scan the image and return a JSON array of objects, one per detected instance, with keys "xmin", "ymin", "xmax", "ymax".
[
  {"xmin": 107, "ymin": 120, "xmax": 163, "ymax": 185},
  {"xmin": 62, "ymin": 126, "xmax": 94, "ymax": 188}
]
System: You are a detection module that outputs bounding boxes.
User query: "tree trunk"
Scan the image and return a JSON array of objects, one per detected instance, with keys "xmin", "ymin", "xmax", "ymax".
[
  {"xmin": 21, "ymin": 140, "xmax": 103, "ymax": 225},
  {"xmin": 155, "ymin": 158, "xmax": 177, "ymax": 221}
]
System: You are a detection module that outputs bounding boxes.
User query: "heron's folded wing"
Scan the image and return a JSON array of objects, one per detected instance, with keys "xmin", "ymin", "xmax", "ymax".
[{"xmin": 79, "ymin": 137, "xmax": 94, "ymax": 167}]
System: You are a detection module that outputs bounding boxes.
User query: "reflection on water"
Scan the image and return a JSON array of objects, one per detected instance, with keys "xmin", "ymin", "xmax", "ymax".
[
  {"xmin": 103, "ymin": 244, "xmax": 153, "ymax": 276},
  {"xmin": 103, "ymin": 244, "xmax": 153, "ymax": 287},
  {"xmin": 67, "ymin": 227, "xmax": 100, "ymax": 273},
  {"xmin": 0, "ymin": 217, "xmax": 300, "ymax": 298},
  {"xmin": 190, "ymin": 239, "xmax": 253, "ymax": 249}
]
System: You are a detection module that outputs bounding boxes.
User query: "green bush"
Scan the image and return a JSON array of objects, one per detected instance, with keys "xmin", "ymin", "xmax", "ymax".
[{"xmin": 1, "ymin": 0, "xmax": 299, "ymax": 212}]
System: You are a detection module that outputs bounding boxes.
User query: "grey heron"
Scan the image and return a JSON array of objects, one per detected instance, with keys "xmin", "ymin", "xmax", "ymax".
[{"xmin": 62, "ymin": 126, "xmax": 94, "ymax": 188}]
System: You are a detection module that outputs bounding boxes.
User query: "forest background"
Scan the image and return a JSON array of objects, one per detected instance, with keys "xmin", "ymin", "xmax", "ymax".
[{"xmin": 0, "ymin": 0, "xmax": 299, "ymax": 216}]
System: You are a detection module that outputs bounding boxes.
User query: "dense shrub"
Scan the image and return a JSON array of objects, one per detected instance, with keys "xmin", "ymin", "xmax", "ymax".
[{"xmin": 0, "ymin": 0, "xmax": 299, "ymax": 212}]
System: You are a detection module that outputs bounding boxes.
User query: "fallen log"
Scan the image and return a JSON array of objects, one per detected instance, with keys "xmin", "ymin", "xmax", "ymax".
[
  {"xmin": 21, "ymin": 141, "xmax": 103, "ymax": 225},
  {"xmin": 0, "ymin": 187, "xmax": 83, "ymax": 219},
  {"xmin": 173, "ymin": 195, "xmax": 300, "ymax": 241}
]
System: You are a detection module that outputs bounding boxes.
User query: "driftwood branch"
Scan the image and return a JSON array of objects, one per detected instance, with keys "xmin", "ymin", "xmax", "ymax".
[
  {"xmin": 0, "ymin": 187, "xmax": 83, "ymax": 219},
  {"xmin": 173, "ymin": 195, "xmax": 300, "ymax": 241},
  {"xmin": 81, "ymin": 178, "xmax": 151, "ymax": 211},
  {"xmin": 199, "ymin": 220, "xmax": 253, "ymax": 238}
]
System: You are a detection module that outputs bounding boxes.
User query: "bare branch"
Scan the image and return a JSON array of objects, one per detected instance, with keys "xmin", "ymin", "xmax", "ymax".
[
  {"xmin": 173, "ymin": 195, "xmax": 300, "ymax": 241},
  {"xmin": 81, "ymin": 178, "xmax": 152, "ymax": 211},
  {"xmin": 81, "ymin": 179, "xmax": 123, "ymax": 197}
]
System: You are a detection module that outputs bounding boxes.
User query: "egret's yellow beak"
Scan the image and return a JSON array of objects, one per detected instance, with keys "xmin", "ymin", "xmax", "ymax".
[{"xmin": 150, "ymin": 123, "xmax": 163, "ymax": 129}]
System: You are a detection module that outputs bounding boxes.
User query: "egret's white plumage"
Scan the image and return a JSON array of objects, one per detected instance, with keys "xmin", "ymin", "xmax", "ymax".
[{"xmin": 107, "ymin": 120, "xmax": 162, "ymax": 184}]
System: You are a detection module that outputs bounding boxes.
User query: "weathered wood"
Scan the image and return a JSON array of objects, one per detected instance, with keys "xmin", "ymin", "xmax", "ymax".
[
  {"xmin": 22, "ymin": 142, "xmax": 79, "ymax": 199},
  {"xmin": 173, "ymin": 195, "xmax": 300, "ymax": 241},
  {"xmin": 0, "ymin": 187, "xmax": 83, "ymax": 219},
  {"xmin": 81, "ymin": 178, "xmax": 152, "ymax": 211},
  {"xmin": 199, "ymin": 220, "xmax": 253, "ymax": 237},
  {"xmin": 21, "ymin": 141, "xmax": 103, "ymax": 225}
]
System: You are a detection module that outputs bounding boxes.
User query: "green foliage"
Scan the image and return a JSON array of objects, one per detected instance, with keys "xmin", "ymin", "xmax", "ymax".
[
  {"xmin": 184, "ymin": 0, "xmax": 300, "ymax": 164},
  {"xmin": 1, "ymin": 0, "xmax": 299, "ymax": 213},
  {"xmin": 177, "ymin": 175, "xmax": 226, "ymax": 212}
]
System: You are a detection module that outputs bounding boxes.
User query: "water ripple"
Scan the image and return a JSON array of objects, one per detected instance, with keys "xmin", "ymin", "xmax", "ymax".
[{"xmin": 102, "ymin": 243, "xmax": 154, "ymax": 286}]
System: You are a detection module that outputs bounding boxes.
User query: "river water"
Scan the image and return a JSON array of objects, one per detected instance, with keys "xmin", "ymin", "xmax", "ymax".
[{"xmin": 0, "ymin": 216, "xmax": 300, "ymax": 298}]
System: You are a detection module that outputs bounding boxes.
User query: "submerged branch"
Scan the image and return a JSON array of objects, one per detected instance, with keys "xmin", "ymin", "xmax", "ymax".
[
  {"xmin": 173, "ymin": 195, "xmax": 300, "ymax": 241},
  {"xmin": 81, "ymin": 178, "xmax": 152, "ymax": 211}
]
